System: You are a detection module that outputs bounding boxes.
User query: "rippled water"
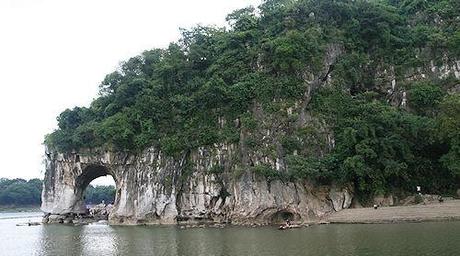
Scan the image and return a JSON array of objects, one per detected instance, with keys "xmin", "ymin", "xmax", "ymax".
[{"xmin": 1, "ymin": 212, "xmax": 460, "ymax": 256}]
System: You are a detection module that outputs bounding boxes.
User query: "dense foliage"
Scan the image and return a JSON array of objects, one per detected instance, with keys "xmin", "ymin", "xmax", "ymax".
[
  {"xmin": 307, "ymin": 88, "xmax": 457, "ymax": 199},
  {"xmin": 46, "ymin": 0, "xmax": 459, "ymax": 198}
]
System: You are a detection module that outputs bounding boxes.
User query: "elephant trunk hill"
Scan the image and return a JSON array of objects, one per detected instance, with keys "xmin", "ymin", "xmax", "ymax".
[{"xmin": 42, "ymin": 0, "xmax": 460, "ymax": 225}]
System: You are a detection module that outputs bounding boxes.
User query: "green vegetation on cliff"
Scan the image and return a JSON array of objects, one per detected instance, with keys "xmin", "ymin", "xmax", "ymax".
[{"xmin": 45, "ymin": 0, "xmax": 460, "ymax": 198}]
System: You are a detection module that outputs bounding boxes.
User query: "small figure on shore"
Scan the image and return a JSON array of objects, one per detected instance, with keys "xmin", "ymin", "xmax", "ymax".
[
  {"xmin": 417, "ymin": 186, "xmax": 422, "ymax": 196},
  {"xmin": 373, "ymin": 204, "xmax": 378, "ymax": 210}
]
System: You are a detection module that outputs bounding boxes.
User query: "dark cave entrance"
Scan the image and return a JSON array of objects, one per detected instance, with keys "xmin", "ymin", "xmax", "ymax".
[{"xmin": 270, "ymin": 210, "xmax": 297, "ymax": 224}]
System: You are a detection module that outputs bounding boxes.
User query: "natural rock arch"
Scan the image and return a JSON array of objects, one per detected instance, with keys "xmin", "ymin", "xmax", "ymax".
[
  {"xmin": 41, "ymin": 151, "xmax": 120, "ymax": 215},
  {"xmin": 73, "ymin": 164, "xmax": 117, "ymax": 213}
]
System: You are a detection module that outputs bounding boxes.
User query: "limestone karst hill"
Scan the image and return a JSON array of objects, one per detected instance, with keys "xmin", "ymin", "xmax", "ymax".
[{"xmin": 42, "ymin": 0, "xmax": 460, "ymax": 224}]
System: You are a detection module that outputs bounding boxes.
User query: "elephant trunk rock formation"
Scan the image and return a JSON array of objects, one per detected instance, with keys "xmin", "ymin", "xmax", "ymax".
[{"xmin": 41, "ymin": 145, "xmax": 352, "ymax": 225}]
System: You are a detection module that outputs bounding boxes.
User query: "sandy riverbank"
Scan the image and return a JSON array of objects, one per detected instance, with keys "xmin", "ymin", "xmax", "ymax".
[{"xmin": 326, "ymin": 199, "xmax": 460, "ymax": 224}]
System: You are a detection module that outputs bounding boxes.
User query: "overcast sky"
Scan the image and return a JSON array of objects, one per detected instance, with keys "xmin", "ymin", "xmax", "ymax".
[{"xmin": 0, "ymin": 0, "xmax": 261, "ymax": 184}]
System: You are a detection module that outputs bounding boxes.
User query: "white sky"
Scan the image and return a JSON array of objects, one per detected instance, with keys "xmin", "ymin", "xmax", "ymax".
[{"xmin": 0, "ymin": 0, "xmax": 261, "ymax": 185}]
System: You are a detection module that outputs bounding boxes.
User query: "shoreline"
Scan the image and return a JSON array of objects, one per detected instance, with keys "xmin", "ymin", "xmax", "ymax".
[
  {"xmin": 0, "ymin": 206, "xmax": 41, "ymax": 213},
  {"xmin": 326, "ymin": 216, "xmax": 460, "ymax": 225},
  {"xmin": 14, "ymin": 200, "xmax": 460, "ymax": 226},
  {"xmin": 325, "ymin": 199, "xmax": 460, "ymax": 224}
]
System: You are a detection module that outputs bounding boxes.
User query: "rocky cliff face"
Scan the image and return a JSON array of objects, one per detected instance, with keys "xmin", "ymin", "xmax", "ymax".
[
  {"xmin": 41, "ymin": 43, "xmax": 355, "ymax": 225},
  {"xmin": 41, "ymin": 47, "xmax": 459, "ymax": 225},
  {"xmin": 41, "ymin": 145, "xmax": 352, "ymax": 225}
]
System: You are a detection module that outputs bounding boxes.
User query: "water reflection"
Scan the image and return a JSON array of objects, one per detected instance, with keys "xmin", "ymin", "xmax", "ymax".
[
  {"xmin": 2, "ymin": 212, "xmax": 460, "ymax": 256},
  {"xmin": 110, "ymin": 226, "xmax": 180, "ymax": 255},
  {"xmin": 49, "ymin": 224, "xmax": 460, "ymax": 256},
  {"xmin": 81, "ymin": 225, "xmax": 118, "ymax": 255},
  {"xmin": 39, "ymin": 224, "xmax": 84, "ymax": 255}
]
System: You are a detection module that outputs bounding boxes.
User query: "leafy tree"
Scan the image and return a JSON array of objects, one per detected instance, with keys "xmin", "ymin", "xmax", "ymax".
[
  {"xmin": 438, "ymin": 94, "xmax": 460, "ymax": 176},
  {"xmin": 408, "ymin": 82, "xmax": 445, "ymax": 116}
]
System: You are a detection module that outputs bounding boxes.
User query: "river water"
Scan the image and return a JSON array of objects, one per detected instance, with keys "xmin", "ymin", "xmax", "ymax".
[{"xmin": 1, "ymin": 212, "xmax": 459, "ymax": 256}]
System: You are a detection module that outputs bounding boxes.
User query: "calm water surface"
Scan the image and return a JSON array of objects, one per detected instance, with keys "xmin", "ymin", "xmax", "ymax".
[{"xmin": 1, "ymin": 212, "xmax": 459, "ymax": 256}]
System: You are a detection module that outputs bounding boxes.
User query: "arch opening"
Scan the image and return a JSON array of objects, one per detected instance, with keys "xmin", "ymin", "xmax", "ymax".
[
  {"xmin": 73, "ymin": 165, "xmax": 117, "ymax": 219},
  {"xmin": 84, "ymin": 176, "xmax": 116, "ymax": 206},
  {"xmin": 75, "ymin": 164, "xmax": 113, "ymax": 191}
]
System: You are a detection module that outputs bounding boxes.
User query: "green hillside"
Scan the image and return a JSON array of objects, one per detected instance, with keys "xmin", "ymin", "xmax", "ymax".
[{"xmin": 45, "ymin": 0, "xmax": 460, "ymax": 200}]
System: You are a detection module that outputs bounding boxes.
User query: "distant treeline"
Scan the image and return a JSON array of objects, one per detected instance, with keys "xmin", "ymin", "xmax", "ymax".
[
  {"xmin": 0, "ymin": 178, "xmax": 115, "ymax": 207},
  {"xmin": 84, "ymin": 185, "xmax": 116, "ymax": 205},
  {"xmin": 0, "ymin": 178, "xmax": 42, "ymax": 206}
]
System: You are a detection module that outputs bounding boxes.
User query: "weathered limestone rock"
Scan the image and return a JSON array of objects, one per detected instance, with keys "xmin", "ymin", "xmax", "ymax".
[
  {"xmin": 40, "ymin": 45, "xmax": 458, "ymax": 226},
  {"xmin": 400, "ymin": 194, "xmax": 442, "ymax": 206},
  {"xmin": 89, "ymin": 203, "xmax": 113, "ymax": 220},
  {"xmin": 41, "ymin": 145, "xmax": 352, "ymax": 225},
  {"xmin": 422, "ymin": 194, "xmax": 442, "ymax": 204},
  {"xmin": 328, "ymin": 188, "xmax": 353, "ymax": 211},
  {"xmin": 45, "ymin": 214, "xmax": 65, "ymax": 224},
  {"xmin": 343, "ymin": 189, "xmax": 353, "ymax": 209}
]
